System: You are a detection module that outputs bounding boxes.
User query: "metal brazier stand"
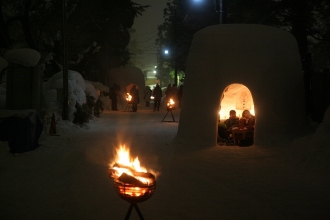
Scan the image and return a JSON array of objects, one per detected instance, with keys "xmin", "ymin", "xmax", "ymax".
[{"xmin": 109, "ymin": 166, "xmax": 156, "ymax": 220}]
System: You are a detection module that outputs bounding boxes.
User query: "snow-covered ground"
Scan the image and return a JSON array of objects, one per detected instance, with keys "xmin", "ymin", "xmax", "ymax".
[{"xmin": 1, "ymin": 105, "xmax": 329, "ymax": 219}]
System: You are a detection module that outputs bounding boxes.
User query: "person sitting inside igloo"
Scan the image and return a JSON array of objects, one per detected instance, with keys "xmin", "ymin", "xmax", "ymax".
[
  {"xmin": 237, "ymin": 109, "xmax": 255, "ymax": 146},
  {"xmin": 218, "ymin": 110, "xmax": 239, "ymax": 145}
]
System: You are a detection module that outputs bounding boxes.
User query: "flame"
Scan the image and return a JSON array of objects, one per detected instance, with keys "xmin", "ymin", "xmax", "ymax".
[
  {"xmin": 110, "ymin": 145, "xmax": 154, "ymax": 184},
  {"xmin": 167, "ymin": 98, "xmax": 175, "ymax": 107},
  {"xmin": 109, "ymin": 145, "xmax": 157, "ymax": 199},
  {"xmin": 126, "ymin": 93, "xmax": 132, "ymax": 102},
  {"xmin": 113, "ymin": 145, "xmax": 147, "ymax": 173}
]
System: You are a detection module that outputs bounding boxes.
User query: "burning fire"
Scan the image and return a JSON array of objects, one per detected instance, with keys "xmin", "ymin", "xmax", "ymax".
[
  {"xmin": 109, "ymin": 145, "xmax": 156, "ymax": 199},
  {"xmin": 126, "ymin": 93, "xmax": 132, "ymax": 102},
  {"xmin": 167, "ymin": 98, "xmax": 175, "ymax": 109}
]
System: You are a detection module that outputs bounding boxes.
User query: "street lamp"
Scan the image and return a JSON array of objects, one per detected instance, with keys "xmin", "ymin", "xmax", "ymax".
[{"xmin": 192, "ymin": 0, "xmax": 226, "ymax": 24}]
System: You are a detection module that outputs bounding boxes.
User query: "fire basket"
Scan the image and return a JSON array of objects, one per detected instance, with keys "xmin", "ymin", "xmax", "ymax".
[
  {"xmin": 125, "ymin": 93, "xmax": 133, "ymax": 112},
  {"xmin": 162, "ymin": 99, "xmax": 175, "ymax": 122},
  {"xmin": 108, "ymin": 146, "xmax": 157, "ymax": 220}
]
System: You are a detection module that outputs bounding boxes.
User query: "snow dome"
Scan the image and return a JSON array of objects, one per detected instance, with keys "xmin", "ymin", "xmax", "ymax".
[
  {"xmin": 106, "ymin": 67, "xmax": 145, "ymax": 102},
  {"xmin": 176, "ymin": 24, "xmax": 310, "ymax": 148}
]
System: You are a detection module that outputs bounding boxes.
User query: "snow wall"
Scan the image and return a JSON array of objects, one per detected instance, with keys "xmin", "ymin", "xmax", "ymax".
[{"xmin": 175, "ymin": 24, "xmax": 310, "ymax": 148}]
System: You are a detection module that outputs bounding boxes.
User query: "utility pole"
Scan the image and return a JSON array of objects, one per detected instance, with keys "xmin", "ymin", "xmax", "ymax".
[
  {"xmin": 216, "ymin": 0, "xmax": 227, "ymax": 24},
  {"xmin": 174, "ymin": 7, "xmax": 178, "ymax": 86},
  {"xmin": 62, "ymin": 0, "xmax": 69, "ymax": 120}
]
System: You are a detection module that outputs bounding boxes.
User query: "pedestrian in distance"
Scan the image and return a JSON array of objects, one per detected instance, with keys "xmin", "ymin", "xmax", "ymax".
[
  {"xmin": 129, "ymin": 85, "xmax": 139, "ymax": 112},
  {"xmin": 143, "ymin": 86, "xmax": 152, "ymax": 107},
  {"xmin": 165, "ymin": 84, "xmax": 172, "ymax": 103},
  {"xmin": 153, "ymin": 84, "xmax": 162, "ymax": 111},
  {"xmin": 109, "ymin": 83, "xmax": 120, "ymax": 111}
]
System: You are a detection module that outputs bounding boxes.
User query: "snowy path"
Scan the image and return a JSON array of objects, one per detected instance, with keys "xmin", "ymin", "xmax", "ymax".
[{"xmin": 0, "ymin": 107, "xmax": 329, "ymax": 219}]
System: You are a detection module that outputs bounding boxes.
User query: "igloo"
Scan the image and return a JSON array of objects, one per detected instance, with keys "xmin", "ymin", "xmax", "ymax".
[
  {"xmin": 106, "ymin": 67, "xmax": 145, "ymax": 102},
  {"xmin": 175, "ymin": 24, "xmax": 310, "ymax": 148}
]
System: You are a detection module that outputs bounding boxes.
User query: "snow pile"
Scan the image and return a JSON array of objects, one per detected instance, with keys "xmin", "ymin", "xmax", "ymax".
[
  {"xmin": 0, "ymin": 57, "xmax": 8, "ymax": 72},
  {"xmin": 85, "ymin": 80, "xmax": 110, "ymax": 110},
  {"xmin": 291, "ymin": 106, "xmax": 330, "ymax": 172},
  {"xmin": 84, "ymin": 81, "xmax": 99, "ymax": 100},
  {"xmin": 86, "ymin": 80, "xmax": 109, "ymax": 93},
  {"xmin": 43, "ymin": 70, "xmax": 88, "ymax": 121},
  {"xmin": 3, "ymin": 48, "xmax": 40, "ymax": 67}
]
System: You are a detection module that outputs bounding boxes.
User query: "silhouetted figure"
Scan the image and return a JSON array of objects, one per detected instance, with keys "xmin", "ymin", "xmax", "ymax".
[
  {"xmin": 130, "ymin": 85, "xmax": 139, "ymax": 112},
  {"xmin": 153, "ymin": 84, "xmax": 162, "ymax": 111},
  {"xmin": 165, "ymin": 84, "xmax": 172, "ymax": 102},
  {"xmin": 143, "ymin": 86, "xmax": 152, "ymax": 107},
  {"xmin": 109, "ymin": 83, "xmax": 121, "ymax": 111}
]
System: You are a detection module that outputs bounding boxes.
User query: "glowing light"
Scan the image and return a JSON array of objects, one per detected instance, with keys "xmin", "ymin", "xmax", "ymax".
[{"xmin": 126, "ymin": 93, "xmax": 132, "ymax": 102}]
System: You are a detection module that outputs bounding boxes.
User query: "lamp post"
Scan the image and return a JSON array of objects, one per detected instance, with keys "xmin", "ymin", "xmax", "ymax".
[
  {"xmin": 174, "ymin": 8, "xmax": 178, "ymax": 87},
  {"xmin": 217, "ymin": 0, "xmax": 227, "ymax": 24}
]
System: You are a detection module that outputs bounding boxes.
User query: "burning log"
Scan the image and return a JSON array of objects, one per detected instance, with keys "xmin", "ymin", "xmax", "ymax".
[
  {"xmin": 109, "ymin": 163, "xmax": 155, "ymax": 186},
  {"xmin": 109, "ymin": 145, "xmax": 157, "ymax": 204},
  {"xmin": 118, "ymin": 173, "xmax": 145, "ymax": 186}
]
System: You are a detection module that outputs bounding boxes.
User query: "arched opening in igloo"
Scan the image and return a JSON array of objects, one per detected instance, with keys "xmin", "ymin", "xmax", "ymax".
[
  {"xmin": 219, "ymin": 83, "xmax": 255, "ymax": 119},
  {"xmin": 218, "ymin": 83, "xmax": 256, "ymax": 143}
]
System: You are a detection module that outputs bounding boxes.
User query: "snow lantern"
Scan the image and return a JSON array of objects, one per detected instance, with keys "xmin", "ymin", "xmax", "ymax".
[{"xmin": 175, "ymin": 24, "xmax": 309, "ymax": 148}]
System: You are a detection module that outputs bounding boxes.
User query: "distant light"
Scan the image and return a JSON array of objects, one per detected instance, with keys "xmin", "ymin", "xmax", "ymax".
[
  {"xmin": 192, "ymin": 0, "xmax": 203, "ymax": 4},
  {"xmin": 164, "ymin": 49, "xmax": 169, "ymax": 55},
  {"xmin": 153, "ymin": 70, "xmax": 157, "ymax": 74},
  {"xmin": 154, "ymin": 65, "xmax": 157, "ymax": 68},
  {"xmin": 192, "ymin": 0, "xmax": 204, "ymax": 6}
]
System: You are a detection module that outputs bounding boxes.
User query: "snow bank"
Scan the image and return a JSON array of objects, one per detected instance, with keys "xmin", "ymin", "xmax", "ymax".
[
  {"xmin": 43, "ymin": 70, "xmax": 87, "ymax": 121},
  {"xmin": 42, "ymin": 71, "xmax": 110, "ymax": 121},
  {"xmin": 84, "ymin": 81, "xmax": 98, "ymax": 100},
  {"xmin": 86, "ymin": 80, "xmax": 109, "ymax": 93},
  {"xmin": 291, "ymin": 106, "xmax": 330, "ymax": 171},
  {"xmin": 3, "ymin": 48, "xmax": 40, "ymax": 67}
]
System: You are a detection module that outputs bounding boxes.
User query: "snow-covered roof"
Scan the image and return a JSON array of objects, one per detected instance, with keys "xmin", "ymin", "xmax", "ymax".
[{"xmin": 3, "ymin": 48, "xmax": 40, "ymax": 67}]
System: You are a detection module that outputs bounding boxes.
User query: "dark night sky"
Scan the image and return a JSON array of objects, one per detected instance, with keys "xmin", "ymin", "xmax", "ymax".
[{"xmin": 131, "ymin": 0, "xmax": 168, "ymax": 75}]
